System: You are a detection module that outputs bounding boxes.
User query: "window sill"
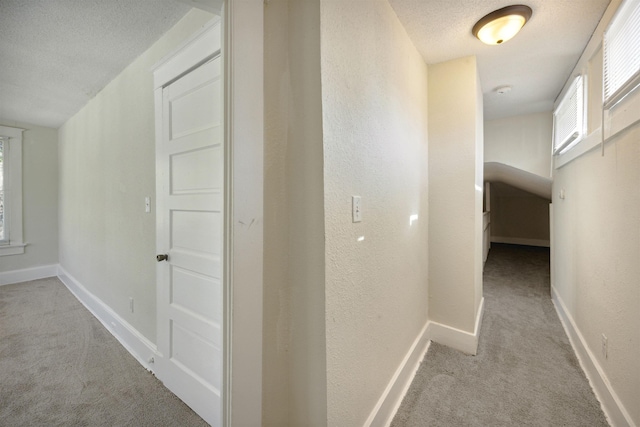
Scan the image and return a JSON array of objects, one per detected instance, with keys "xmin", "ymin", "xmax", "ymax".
[
  {"xmin": 556, "ymin": 87, "xmax": 640, "ymax": 169},
  {"xmin": 555, "ymin": 130, "xmax": 601, "ymax": 169},
  {"xmin": 0, "ymin": 243, "xmax": 27, "ymax": 256}
]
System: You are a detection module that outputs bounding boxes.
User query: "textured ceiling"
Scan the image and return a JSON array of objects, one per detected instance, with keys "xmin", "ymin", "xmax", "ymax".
[
  {"xmin": 0, "ymin": 0, "xmax": 611, "ymax": 127},
  {"xmin": 0, "ymin": 0, "xmax": 191, "ymax": 129},
  {"xmin": 388, "ymin": 0, "xmax": 611, "ymax": 120}
]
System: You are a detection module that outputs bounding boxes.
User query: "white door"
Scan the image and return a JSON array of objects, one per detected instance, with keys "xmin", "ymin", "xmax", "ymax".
[{"xmin": 156, "ymin": 55, "xmax": 223, "ymax": 426}]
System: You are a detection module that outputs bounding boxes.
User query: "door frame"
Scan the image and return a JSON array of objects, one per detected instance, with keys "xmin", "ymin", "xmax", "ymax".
[
  {"xmin": 152, "ymin": 2, "xmax": 264, "ymax": 426},
  {"xmin": 220, "ymin": 1, "xmax": 263, "ymax": 426}
]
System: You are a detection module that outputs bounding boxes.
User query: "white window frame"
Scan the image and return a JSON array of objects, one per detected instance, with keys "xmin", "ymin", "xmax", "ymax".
[
  {"xmin": 553, "ymin": 75, "xmax": 585, "ymax": 155},
  {"xmin": 0, "ymin": 137, "xmax": 9, "ymax": 244},
  {"xmin": 603, "ymin": 0, "xmax": 640, "ymax": 110},
  {"xmin": 0, "ymin": 125, "xmax": 26, "ymax": 256}
]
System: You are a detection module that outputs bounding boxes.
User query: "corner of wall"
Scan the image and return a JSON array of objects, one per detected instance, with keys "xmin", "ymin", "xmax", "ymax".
[
  {"xmin": 263, "ymin": 0, "xmax": 293, "ymax": 425},
  {"xmin": 427, "ymin": 55, "xmax": 484, "ymax": 335},
  {"xmin": 428, "ymin": 297, "xmax": 485, "ymax": 356},
  {"xmin": 366, "ymin": 297, "xmax": 486, "ymax": 426},
  {"xmin": 287, "ymin": 0, "xmax": 328, "ymax": 425}
]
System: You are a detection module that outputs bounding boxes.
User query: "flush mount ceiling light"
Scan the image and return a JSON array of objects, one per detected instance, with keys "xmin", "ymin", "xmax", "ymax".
[{"xmin": 472, "ymin": 5, "xmax": 532, "ymax": 45}]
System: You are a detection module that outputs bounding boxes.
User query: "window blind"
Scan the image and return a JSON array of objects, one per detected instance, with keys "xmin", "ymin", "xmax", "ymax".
[
  {"xmin": 604, "ymin": 0, "xmax": 640, "ymax": 109},
  {"xmin": 553, "ymin": 76, "xmax": 584, "ymax": 154}
]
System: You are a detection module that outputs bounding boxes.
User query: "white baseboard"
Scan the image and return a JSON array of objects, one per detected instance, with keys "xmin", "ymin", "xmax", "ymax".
[
  {"xmin": 491, "ymin": 236, "xmax": 550, "ymax": 247},
  {"xmin": 551, "ymin": 286, "xmax": 635, "ymax": 427},
  {"xmin": 365, "ymin": 321, "xmax": 431, "ymax": 427},
  {"xmin": 428, "ymin": 297, "xmax": 485, "ymax": 356},
  {"xmin": 366, "ymin": 298, "xmax": 486, "ymax": 426},
  {"xmin": 0, "ymin": 264, "xmax": 58, "ymax": 286},
  {"xmin": 57, "ymin": 265, "xmax": 159, "ymax": 373}
]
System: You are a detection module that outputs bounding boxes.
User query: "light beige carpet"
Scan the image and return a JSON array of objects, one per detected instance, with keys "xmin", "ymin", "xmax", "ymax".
[{"xmin": 0, "ymin": 277, "xmax": 209, "ymax": 426}]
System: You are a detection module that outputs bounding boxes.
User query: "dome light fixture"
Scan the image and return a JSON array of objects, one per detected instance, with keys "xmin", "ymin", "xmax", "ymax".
[{"xmin": 472, "ymin": 5, "xmax": 532, "ymax": 45}]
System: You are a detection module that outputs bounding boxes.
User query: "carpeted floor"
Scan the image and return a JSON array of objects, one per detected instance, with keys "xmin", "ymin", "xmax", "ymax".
[
  {"xmin": 391, "ymin": 244, "xmax": 609, "ymax": 427},
  {"xmin": 1, "ymin": 245, "xmax": 610, "ymax": 426},
  {"xmin": 0, "ymin": 277, "xmax": 208, "ymax": 427}
]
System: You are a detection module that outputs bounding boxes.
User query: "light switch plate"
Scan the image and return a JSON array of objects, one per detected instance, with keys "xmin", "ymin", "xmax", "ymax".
[{"xmin": 352, "ymin": 196, "xmax": 362, "ymax": 223}]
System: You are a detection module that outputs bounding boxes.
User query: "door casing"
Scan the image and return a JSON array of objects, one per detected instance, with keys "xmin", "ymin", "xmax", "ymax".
[{"xmin": 152, "ymin": 4, "xmax": 264, "ymax": 425}]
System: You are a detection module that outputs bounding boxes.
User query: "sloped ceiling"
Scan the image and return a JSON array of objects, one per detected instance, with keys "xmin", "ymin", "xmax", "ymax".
[
  {"xmin": 0, "ymin": 0, "xmax": 191, "ymax": 129},
  {"xmin": 389, "ymin": 0, "xmax": 611, "ymax": 120}
]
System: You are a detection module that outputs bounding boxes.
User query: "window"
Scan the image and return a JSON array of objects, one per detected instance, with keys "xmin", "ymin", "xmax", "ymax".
[
  {"xmin": 553, "ymin": 76, "xmax": 584, "ymax": 154},
  {"xmin": 603, "ymin": 0, "xmax": 640, "ymax": 109},
  {"xmin": 0, "ymin": 126, "xmax": 25, "ymax": 256}
]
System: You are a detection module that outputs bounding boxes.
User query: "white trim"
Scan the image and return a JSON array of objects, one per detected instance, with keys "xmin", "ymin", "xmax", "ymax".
[
  {"xmin": 483, "ymin": 211, "xmax": 491, "ymax": 265},
  {"xmin": 0, "ymin": 125, "xmax": 25, "ymax": 252},
  {"xmin": 603, "ymin": 0, "xmax": 640, "ymax": 109},
  {"xmin": 152, "ymin": 17, "xmax": 221, "ymax": 89},
  {"xmin": 365, "ymin": 322, "xmax": 432, "ymax": 427},
  {"xmin": 366, "ymin": 299, "xmax": 486, "ymax": 426},
  {"xmin": 223, "ymin": 1, "xmax": 264, "ymax": 426},
  {"xmin": 483, "ymin": 211, "xmax": 491, "ymax": 231},
  {"xmin": 552, "ymin": 0, "xmax": 636, "ymax": 167},
  {"xmin": 491, "ymin": 236, "xmax": 550, "ymax": 248},
  {"xmin": 57, "ymin": 265, "xmax": 159, "ymax": 373},
  {"xmin": 0, "ymin": 263, "xmax": 57, "ymax": 286},
  {"xmin": 175, "ymin": 0, "xmax": 222, "ymax": 14},
  {"xmin": 551, "ymin": 286, "xmax": 635, "ymax": 427},
  {"xmin": 152, "ymin": 4, "xmax": 265, "ymax": 425},
  {"xmin": 555, "ymin": 127, "xmax": 603, "ymax": 169},
  {"xmin": 427, "ymin": 297, "xmax": 485, "ymax": 356},
  {"xmin": 556, "ymin": 91, "xmax": 640, "ymax": 169},
  {"xmin": 0, "ymin": 243, "xmax": 27, "ymax": 256},
  {"xmin": 153, "ymin": 20, "xmax": 224, "ymax": 427},
  {"xmin": 553, "ymin": 75, "xmax": 585, "ymax": 154}
]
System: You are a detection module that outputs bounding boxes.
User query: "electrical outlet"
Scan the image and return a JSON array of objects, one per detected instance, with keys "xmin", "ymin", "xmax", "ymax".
[{"xmin": 601, "ymin": 334, "xmax": 608, "ymax": 359}]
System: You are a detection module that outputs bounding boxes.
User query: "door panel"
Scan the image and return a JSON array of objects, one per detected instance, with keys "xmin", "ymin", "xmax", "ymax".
[
  {"xmin": 171, "ymin": 146, "xmax": 223, "ymax": 194},
  {"xmin": 171, "ymin": 267, "xmax": 222, "ymax": 321},
  {"xmin": 171, "ymin": 321, "xmax": 221, "ymax": 386},
  {"xmin": 171, "ymin": 210, "xmax": 221, "ymax": 254},
  {"xmin": 157, "ymin": 54, "xmax": 223, "ymax": 426}
]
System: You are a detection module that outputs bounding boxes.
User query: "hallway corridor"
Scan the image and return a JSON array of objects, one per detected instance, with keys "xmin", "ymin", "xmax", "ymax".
[{"xmin": 391, "ymin": 244, "xmax": 609, "ymax": 426}]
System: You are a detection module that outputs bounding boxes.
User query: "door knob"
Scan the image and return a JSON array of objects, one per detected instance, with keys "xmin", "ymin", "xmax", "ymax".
[{"xmin": 156, "ymin": 254, "xmax": 169, "ymax": 262}]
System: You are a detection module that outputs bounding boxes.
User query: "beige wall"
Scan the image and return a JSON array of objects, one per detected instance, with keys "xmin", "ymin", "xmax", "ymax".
[
  {"xmin": 552, "ymin": 0, "xmax": 640, "ymax": 424},
  {"xmin": 485, "ymin": 112, "xmax": 553, "ymax": 179},
  {"xmin": 264, "ymin": 0, "xmax": 430, "ymax": 424},
  {"xmin": 320, "ymin": 1, "xmax": 429, "ymax": 425},
  {"xmin": 58, "ymin": 9, "xmax": 214, "ymax": 343},
  {"xmin": 553, "ymin": 125, "xmax": 640, "ymax": 425},
  {"xmin": 428, "ymin": 56, "xmax": 483, "ymax": 333},
  {"xmin": 0, "ymin": 120, "xmax": 58, "ymax": 271},
  {"xmin": 264, "ymin": 0, "xmax": 327, "ymax": 425},
  {"xmin": 263, "ymin": 1, "xmax": 292, "ymax": 425},
  {"xmin": 484, "ymin": 112, "xmax": 552, "ymax": 245},
  {"xmin": 490, "ymin": 182, "xmax": 550, "ymax": 245}
]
